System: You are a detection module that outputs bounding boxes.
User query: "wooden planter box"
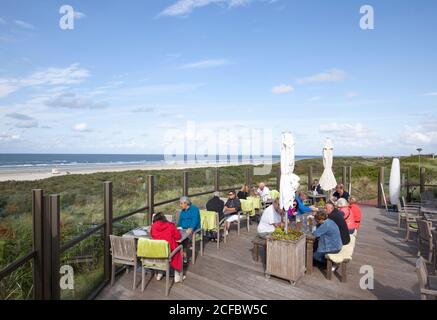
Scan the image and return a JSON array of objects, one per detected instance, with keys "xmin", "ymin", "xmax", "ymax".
[{"xmin": 265, "ymin": 234, "xmax": 306, "ymax": 285}]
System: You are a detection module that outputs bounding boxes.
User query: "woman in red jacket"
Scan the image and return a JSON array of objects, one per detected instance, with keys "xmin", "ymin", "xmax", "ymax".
[
  {"xmin": 151, "ymin": 213, "xmax": 185, "ymax": 283},
  {"xmin": 349, "ymin": 196, "xmax": 362, "ymax": 231},
  {"xmin": 337, "ymin": 198, "xmax": 356, "ymax": 234}
]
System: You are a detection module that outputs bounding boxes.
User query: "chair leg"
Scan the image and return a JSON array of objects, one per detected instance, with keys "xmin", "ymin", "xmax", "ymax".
[
  {"xmin": 141, "ymin": 265, "xmax": 145, "ymax": 292},
  {"xmin": 237, "ymin": 217, "xmax": 241, "ymax": 236},
  {"xmin": 133, "ymin": 262, "xmax": 137, "ymax": 290},
  {"xmin": 247, "ymin": 213, "xmax": 250, "ymax": 232},
  {"xmin": 165, "ymin": 267, "xmax": 170, "ymax": 297},
  {"xmin": 327, "ymin": 259, "xmax": 332, "ymax": 280},
  {"xmin": 217, "ymin": 228, "xmax": 220, "ymax": 250},
  {"xmin": 192, "ymin": 236, "xmax": 196, "ymax": 265},
  {"xmin": 341, "ymin": 262, "xmax": 347, "ymax": 283},
  {"xmin": 200, "ymin": 233, "xmax": 204, "ymax": 256},
  {"xmin": 111, "ymin": 262, "xmax": 115, "ymax": 287}
]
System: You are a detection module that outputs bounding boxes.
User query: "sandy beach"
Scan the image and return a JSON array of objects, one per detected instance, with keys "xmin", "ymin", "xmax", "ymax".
[{"xmin": 0, "ymin": 161, "xmax": 277, "ymax": 182}]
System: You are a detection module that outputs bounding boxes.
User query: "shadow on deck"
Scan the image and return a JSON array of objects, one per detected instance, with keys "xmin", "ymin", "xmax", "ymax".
[{"xmin": 97, "ymin": 206, "xmax": 420, "ymax": 300}]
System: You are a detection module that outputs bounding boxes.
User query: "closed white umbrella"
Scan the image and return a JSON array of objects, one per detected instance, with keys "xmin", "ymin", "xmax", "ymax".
[
  {"xmin": 319, "ymin": 138, "xmax": 337, "ymax": 192},
  {"xmin": 279, "ymin": 132, "xmax": 301, "ymax": 233},
  {"xmin": 389, "ymin": 158, "xmax": 401, "ymax": 205}
]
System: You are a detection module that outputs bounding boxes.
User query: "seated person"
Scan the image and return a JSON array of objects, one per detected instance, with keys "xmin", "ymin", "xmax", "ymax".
[
  {"xmin": 311, "ymin": 179, "xmax": 323, "ymax": 195},
  {"xmin": 287, "ymin": 200, "xmax": 298, "ymax": 221},
  {"xmin": 223, "ymin": 190, "xmax": 242, "ymax": 236},
  {"xmin": 177, "ymin": 196, "xmax": 201, "ymax": 263},
  {"xmin": 295, "ymin": 191, "xmax": 318, "ymax": 215},
  {"xmin": 336, "ymin": 198, "xmax": 356, "ymax": 234},
  {"xmin": 257, "ymin": 198, "xmax": 284, "ymax": 238},
  {"xmin": 151, "ymin": 212, "xmax": 185, "ymax": 283},
  {"xmin": 349, "ymin": 196, "xmax": 362, "ymax": 231},
  {"xmin": 206, "ymin": 191, "xmax": 225, "ymax": 220},
  {"xmin": 237, "ymin": 184, "xmax": 249, "ymax": 200},
  {"xmin": 257, "ymin": 182, "xmax": 271, "ymax": 203},
  {"xmin": 332, "ymin": 184, "xmax": 350, "ymax": 201},
  {"xmin": 325, "ymin": 201, "xmax": 350, "ymax": 245},
  {"xmin": 250, "ymin": 186, "xmax": 260, "ymax": 198},
  {"xmin": 313, "ymin": 211, "xmax": 343, "ymax": 265}
]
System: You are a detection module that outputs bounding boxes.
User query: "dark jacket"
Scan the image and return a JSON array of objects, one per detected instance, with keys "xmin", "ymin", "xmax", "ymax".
[
  {"xmin": 328, "ymin": 209, "xmax": 351, "ymax": 245},
  {"xmin": 237, "ymin": 191, "xmax": 248, "ymax": 200},
  {"xmin": 224, "ymin": 198, "xmax": 241, "ymax": 216},
  {"xmin": 206, "ymin": 196, "xmax": 225, "ymax": 220},
  {"xmin": 333, "ymin": 191, "xmax": 350, "ymax": 201},
  {"xmin": 311, "ymin": 184, "xmax": 323, "ymax": 195}
]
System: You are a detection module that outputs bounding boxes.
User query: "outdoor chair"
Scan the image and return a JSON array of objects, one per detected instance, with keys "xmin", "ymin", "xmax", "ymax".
[
  {"xmin": 432, "ymin": 230, "xmax": 437, "ymax": 273},
  {"xmin": 270, "ymin": 190, "xmax": 280, "ymax": 200},
  {"xmin": 326, "ymin": 235, "xmax": 356, "ymax": 283},
  {"xmin": 416, "ymin": 257, "xmax": 437, "ymax": 300},
  {"xmin": 247, "ymin": 196, "xmax": 263, "ymax": 222},
  {"xmin": 240, "ymin": 199, "xmax": 254, "ymax": 232},
  {"xmin": 417, "ymin": 219, "xmax": 434, "ymax": 263},
  {"xmin": 200, "ymin": 210, "xmax": 227, "ymax": 250},
  {"xmin": 109, "ymin": 235, "xmax": 138, "ymax": 290},
  {"xmin": 404, "ymin": 208, "xmax": 421, "ymax": 242},
  {"xmin": 137, "ymin": 238, "xmax": 183, "ymax": 296}
]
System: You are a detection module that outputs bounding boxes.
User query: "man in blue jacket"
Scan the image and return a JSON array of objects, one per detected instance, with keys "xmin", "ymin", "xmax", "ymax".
[
  {"xmin": 295, "ymin": 191, "xmax": 317, "ymax": 215},
  {"xmin": 177, "ymin": 196, "xmax": 201, "ymax": 234}
]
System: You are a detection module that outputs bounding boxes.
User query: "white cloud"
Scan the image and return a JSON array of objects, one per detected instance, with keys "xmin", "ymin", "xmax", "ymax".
[
  {"xmin": 319, "ymin": 122, "xmax": 380, "ymax": 147},
  {"xmin": 0, "ymin": 64, "xmax": 90, "ymax": 98},
  {"xmin": 72, "ymin": 123, "xmax": 91, "ymax": 132},
  {"xmin": 14, "ymin": 20, "xmax": 35, "ymax": 29},
  {"xmin": 159, "ymin": 0, "xmax": 253, "ymax": 17},
  {"xmin": 308, "ymin": 96, "xmax": 321, "ymax": 101},
  {"xmin": 122, "ymin": 83, "xmax": 204, "ymax": 96},
  {"xmin": 297, "ymin": 68, "xmax": 347, "ymax": 84},
  {"xmin": 271, "ymin": 84, "xmax": 294, "ymax": 94},
  {"xmin": 346, "ymin": 91, "xmax": 359, "ymax": 98},
  {"xmin": 0, "ymin": 132, "xmax": 21, "ymax": 142},
  {"xmin": 422, "ymin": 92, "xmax": 437, "ymax": 96},
  {"xmin": 45, "ymin": 92, "xmax": 108, "ymax": 109},
  {"xmin": 74, "ymin": 11, "xmax": 86, "ymax": 19},
  {"xmin": 180, "ymin": 59, "xmax": 230, "ymax": 69},
  {"xmin": 400, "ymin": 119, "xmax": 437, "ymax": 147}
]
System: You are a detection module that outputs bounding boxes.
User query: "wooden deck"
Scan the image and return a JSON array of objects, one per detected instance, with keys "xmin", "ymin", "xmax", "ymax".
[{"xmin": 97, "ymin": 206, "xmax": 421, "ymax": 300}]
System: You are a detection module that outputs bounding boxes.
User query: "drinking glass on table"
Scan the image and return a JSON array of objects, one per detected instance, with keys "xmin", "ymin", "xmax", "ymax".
[{"xmin": 296, "ymin": 216, "xmax": 302, "ymax": 231}]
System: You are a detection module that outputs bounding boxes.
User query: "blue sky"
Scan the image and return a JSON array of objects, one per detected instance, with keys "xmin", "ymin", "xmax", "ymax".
[{"xmin": 0, "ymin": 0, "xmax": 436, "ymax": 156}]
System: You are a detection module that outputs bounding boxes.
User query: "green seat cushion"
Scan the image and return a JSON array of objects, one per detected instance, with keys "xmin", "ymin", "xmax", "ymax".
[{"xmin": 409, "ymin": 222, "xmax": 418, "ymax": 229}]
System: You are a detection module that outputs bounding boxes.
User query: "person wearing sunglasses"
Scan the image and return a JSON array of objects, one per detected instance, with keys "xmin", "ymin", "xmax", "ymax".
[{"xmin": 223, "ymin": 190, "xmax": 242, "ymax": 236}]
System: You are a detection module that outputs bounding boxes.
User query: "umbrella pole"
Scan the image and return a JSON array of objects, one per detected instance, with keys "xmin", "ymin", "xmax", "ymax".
[{"xmin": 285, "ymin": 209, "xmax": 288, "ymax": 234}]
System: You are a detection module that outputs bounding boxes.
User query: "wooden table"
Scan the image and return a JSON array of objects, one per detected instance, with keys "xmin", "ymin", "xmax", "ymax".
[
  {"xmin": 306, "ymin": 193, "xmax": 327, "ymax": 205},
  {"xmin": 124, "ymin": 227, "xmax": 190, "ymax": 243},
  {"xmin": 421, "ymin": 207, "xmax": 437, "ymax": 215}
]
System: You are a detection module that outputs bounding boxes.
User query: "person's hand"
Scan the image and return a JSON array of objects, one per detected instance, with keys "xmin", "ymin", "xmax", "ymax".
[{"xmin": 186, "ymin": 228, "xmax": 193, "ymax": 235}]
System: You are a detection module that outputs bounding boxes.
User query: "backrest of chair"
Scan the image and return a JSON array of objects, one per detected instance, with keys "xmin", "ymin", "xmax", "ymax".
[
  {"xmin": 270, "ymin": 190, "xmax": 280, "ymax": 200},
  {"xmin": 416, "ymin": 257, "xmax": 429, "ymax": 289},
  {"xmin": 240, "ymin": 199, "xmax": 253, "ymax": 213},
  {"xmin": 200, "ymin": 210, "xmax": 218, "ymax": 231},
  {"xmin": 432, "ymin": 230, "xmax": 437, "ymax": 248},
  {"xmin": 110, "ymin": 235, "xmax": 136, "ymax": 261},
  {"xmin": 137, "ymin": 238, "xmax": 169, "ymax": 259},
  {"xmin": 401, "ymin": 196, "xmax": 406, "ymax": 207},
  {"xmin": 417, "ymin": 219, "xmax": 432, "ymax": 241}
]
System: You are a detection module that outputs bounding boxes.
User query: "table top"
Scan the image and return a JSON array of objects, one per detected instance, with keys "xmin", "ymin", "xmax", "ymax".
[
  {"xmin": 421, "ymin": 207, "xmax": 437, "ymax": 215},
  {"xmin": 424, "ymin": 213, "xmax": 437, "ymax": 222},
  {"xmin": 123, "ymin": 226, "xmax": 190, "ymax": 243},
  {"xmin": 306, "ymin": 193, "xmax": 327, "ymax": 199}
]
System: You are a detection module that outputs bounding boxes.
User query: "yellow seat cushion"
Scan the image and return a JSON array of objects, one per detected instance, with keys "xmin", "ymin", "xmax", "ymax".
[
  {"xmin": 200, "ymin": 210, "xmax": 217, "ymax": 231},
  {"xmin": 137, "ymin": 239, "xmax": 169, "ymax": 258}
]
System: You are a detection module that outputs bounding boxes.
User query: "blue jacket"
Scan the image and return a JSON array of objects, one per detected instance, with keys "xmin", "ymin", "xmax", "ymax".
[
  {"xmin": 177, "ymin": 204, "xmax": 201, "ymax": 230},
  {"xmin": 313, "ymin": 219, "xmax": 343, "ymax": 253},
  {"xmin": 296, "ymin": 195, "xmax": 312, "ymax": 215}
]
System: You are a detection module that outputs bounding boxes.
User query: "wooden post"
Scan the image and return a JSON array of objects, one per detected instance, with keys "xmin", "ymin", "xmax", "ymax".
[
  {"xmin": 348, "ymin": 166, "xmax": 352, "ymax": 184},
  {"xmin": 420, "ymin": 167, "xmax": 426, "ymax": 194},
  {"xmin": 276, "ymin": 166, "xmax": 281, "ymax": 190},
  {"xmin": 342, "ymin": 166, "xmax": 347, "ymax": 186},
  {"xmin": 406, "ymin": 168, "xmax": 411, "ymax": 202},
  {"xmin": 246, "ymin": 167, "xmax": 252, "ymax": 189},
  {"xmin": 49, "ymin": 194, "xmax": 60, "ymax": 300},
  {"xmin": 103, "ymin": 181, "xmax": 113, "ymax": 285},
  {"xmin": 148, "ymin": 175, "xmax": 155, "ymax": 222},
  {"xmin": 183, "ymin": 171, "xmax": 189, "ymax": 196},
  {"xmin": 308, "ymin": 166, "xmax": 313, "ymax": 191},
  {"xmin": 214, "ymin": 168, "xmax": 220, "ymax": 192},
  {"xmin": 377, "ymin": 167, "xmax": 385, "ymax": 208},
  {"xmin": 32, "ymin": 189, "xmax": 44, "ymax": 300},
  {"xmin": 42, "ymin": 195, "xmax": 51, "ymax": 299}
]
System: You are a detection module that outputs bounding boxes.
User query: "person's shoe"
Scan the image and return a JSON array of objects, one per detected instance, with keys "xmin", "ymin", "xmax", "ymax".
[
  {"xmin": 225, "ymin": 230, "xmax": 229, "ymax": 236},
  {"xmin": 332, "ymin": 264, "xmax": 338, "ymax": 272},
  {"xmin": 174, "ymin": 271, "xmax": 186, "ymax": 283},
  {"xmin": 155, "ymin": 273, "xmax": 163, "ymax": 281}
]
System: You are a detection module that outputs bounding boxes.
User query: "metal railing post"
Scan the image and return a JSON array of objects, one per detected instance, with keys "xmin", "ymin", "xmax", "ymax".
[
  {"xmin": 308, "ymin": 166, "xmax": 313, "ymax": 191},
  {"xmin": 377, "ymin": 167, "xmax": 385, "ymax": 208},
  {"xmin": 103, "ymin": 181, "xmax": 113, "ymax": 285},
  {"xmin": 148, "ymin": 175, "xmax": 155, "ymax": 222},
  {"xmin": 32, "ymin": 189, "xmax": 44, "ymax": 300},
  {"xmin": 49, "ymin": 194, "xmax": 60, "ymax": 300},
  {"xmin": 183, "ymin": 171, "xmax": 189, "ymax": 196}
]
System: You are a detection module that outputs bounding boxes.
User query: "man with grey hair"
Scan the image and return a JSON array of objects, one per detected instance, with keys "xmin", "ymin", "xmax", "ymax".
[{"xmin": 177, "ymin": 196, "xmax": 201, "ymax": 264}]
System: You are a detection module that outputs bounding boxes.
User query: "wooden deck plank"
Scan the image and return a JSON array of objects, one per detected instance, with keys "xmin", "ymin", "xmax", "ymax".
[{"xmin": 97, "ymin": 205, "xmax": 420, "ymax": 300}]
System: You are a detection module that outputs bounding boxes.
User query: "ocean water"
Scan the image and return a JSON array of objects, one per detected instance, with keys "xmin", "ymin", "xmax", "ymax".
[{"xmin": 0, "ymin": 154, "xmax": 317, "ymax": 169}]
